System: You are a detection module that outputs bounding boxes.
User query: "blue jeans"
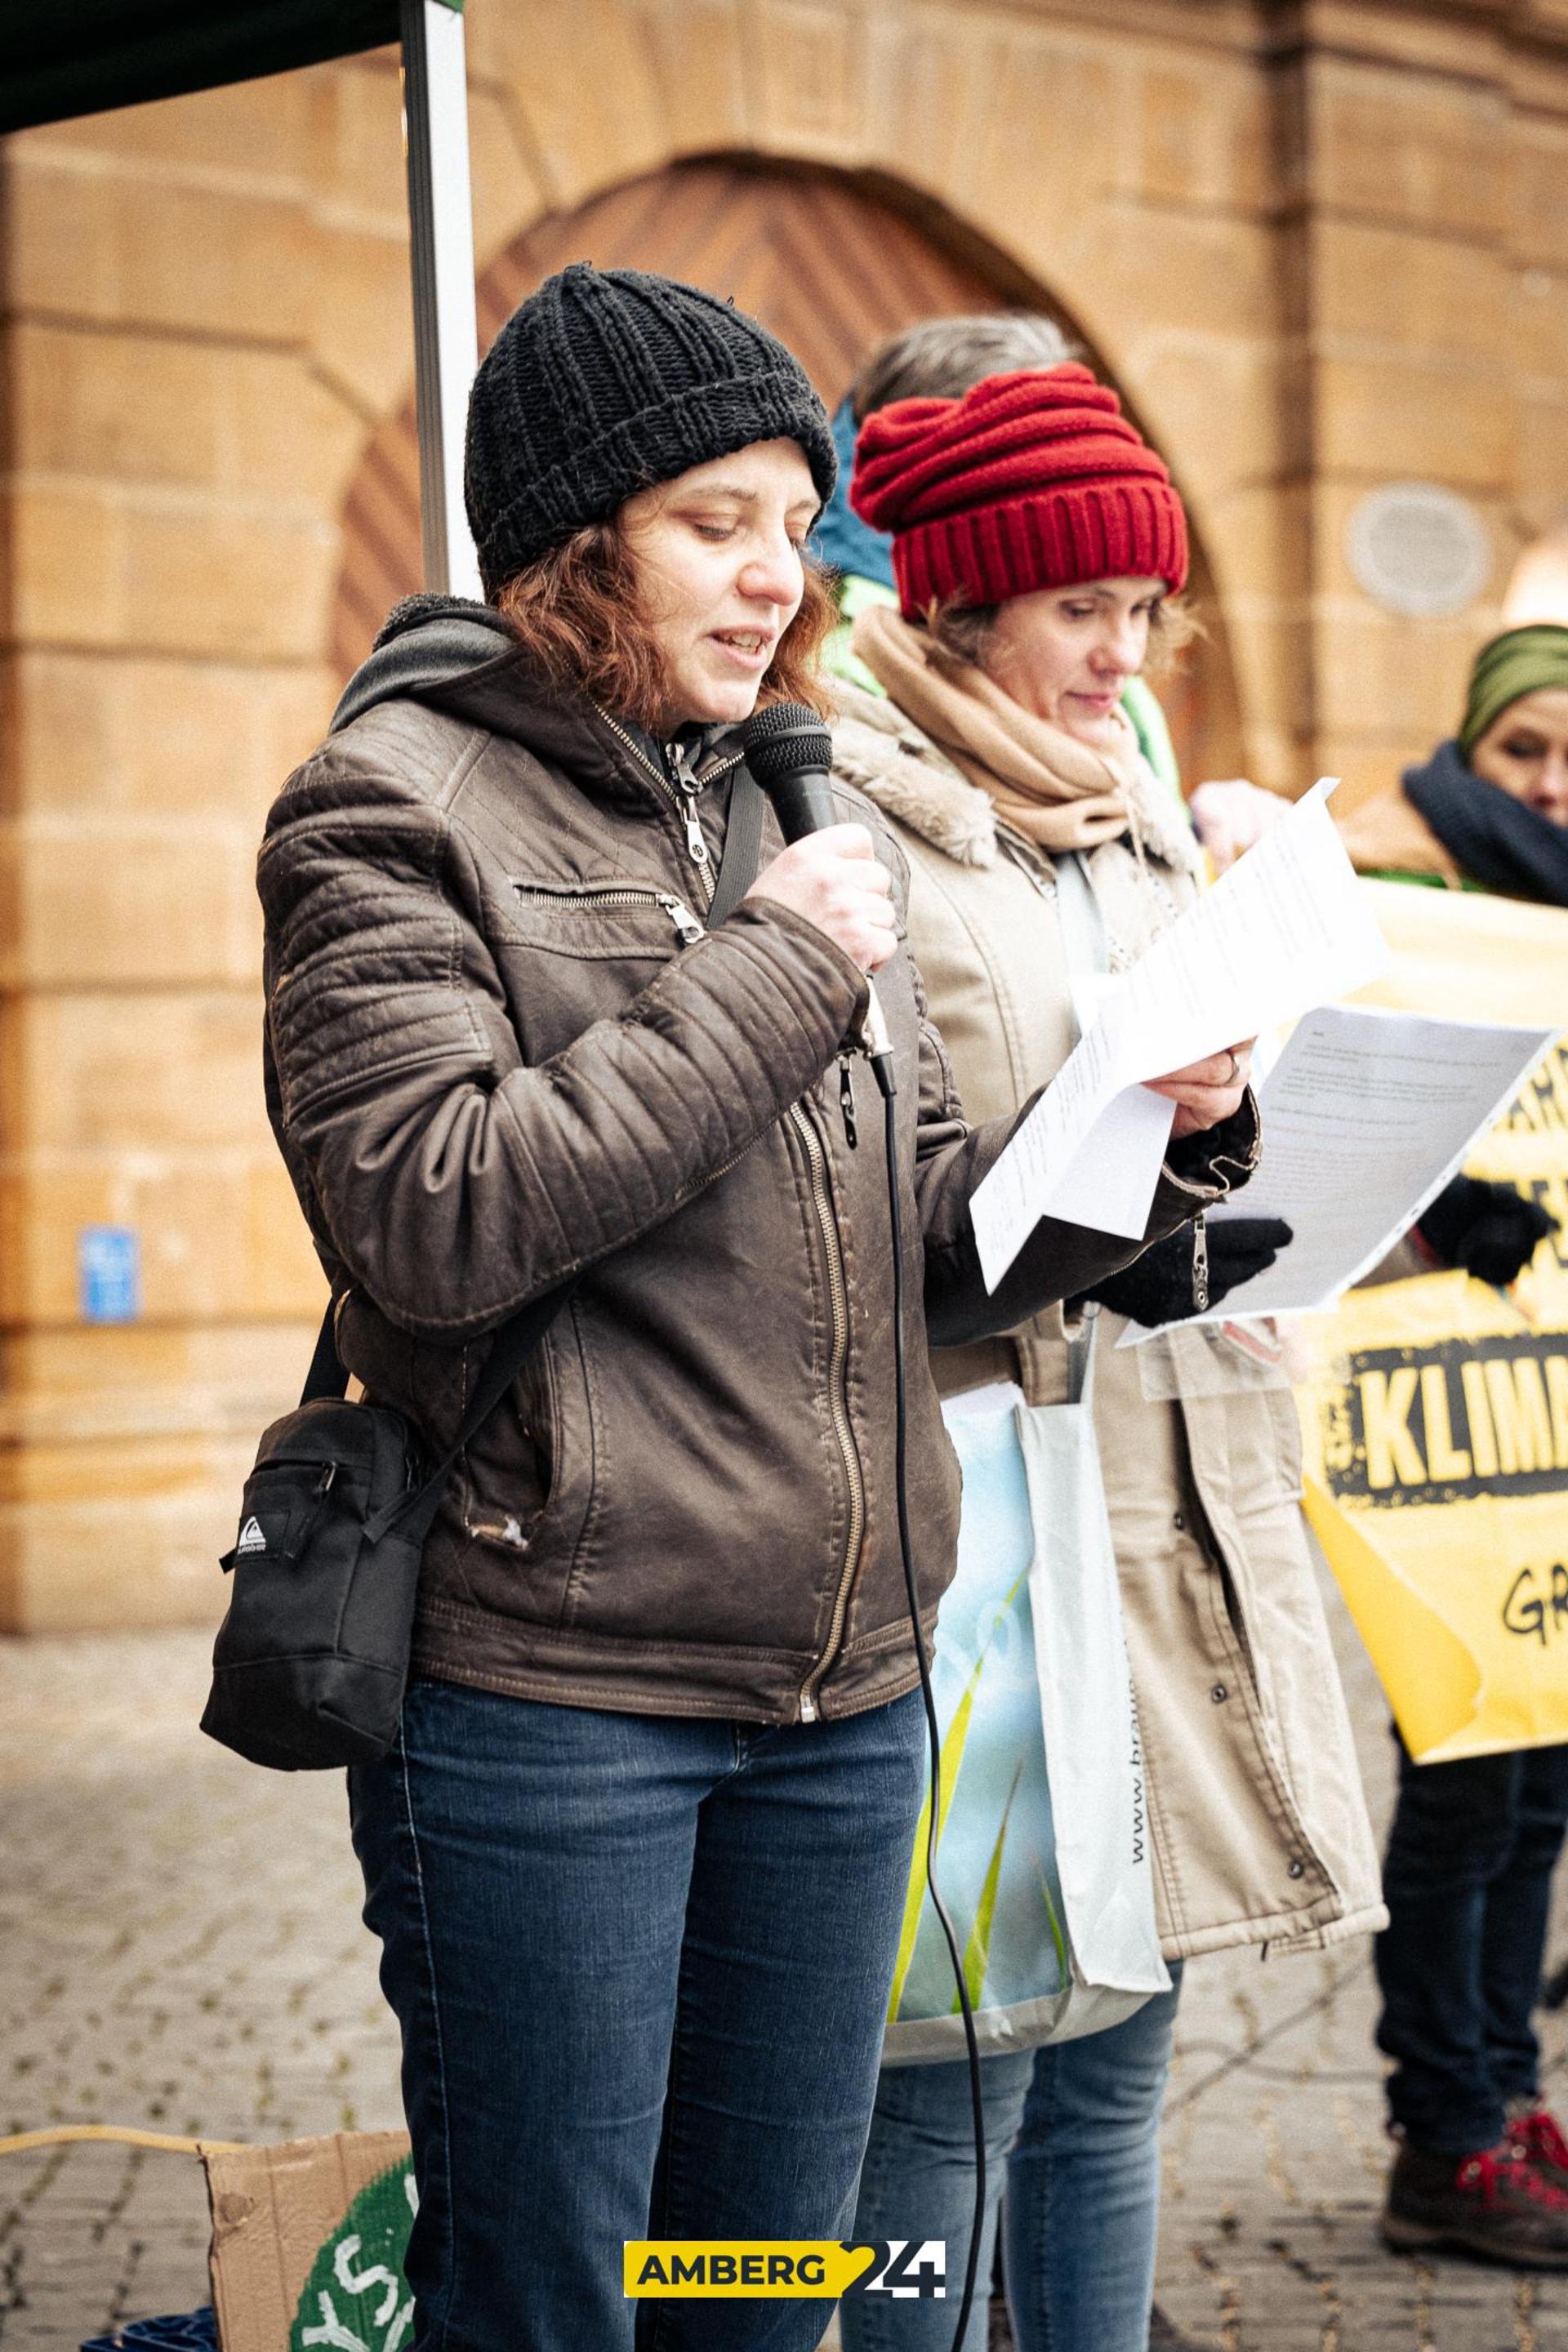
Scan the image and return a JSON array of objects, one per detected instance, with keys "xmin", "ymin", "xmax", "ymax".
[
  {"xmin": 844, "ymin": 1972, "xmax": 1183, "ymax": 2352},
  {"xmin": 1376, "ymin": 1735, "xmax": 1568, "ymax": 2154},
  {"xmin": 349, "ymin": 1677, "xmax": 927, "ymax": 2352}
]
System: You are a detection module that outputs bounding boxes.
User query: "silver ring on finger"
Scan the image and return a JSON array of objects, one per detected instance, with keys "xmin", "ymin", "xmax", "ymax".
[{"xmin": 1222, "ymin": 1049, "xmax": 1241, "ymax": 1085}]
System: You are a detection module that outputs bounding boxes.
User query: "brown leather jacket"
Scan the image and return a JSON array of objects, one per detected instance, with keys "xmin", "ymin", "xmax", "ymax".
[{"xmin": 258, "ymin": 600, "xmax": 1257, "ymax": 1726}]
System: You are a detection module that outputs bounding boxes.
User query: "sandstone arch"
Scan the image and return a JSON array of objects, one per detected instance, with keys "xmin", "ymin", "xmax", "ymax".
[{"xmin": 332, "ymin": 158, "xmax": 1243, "ymax": 786}]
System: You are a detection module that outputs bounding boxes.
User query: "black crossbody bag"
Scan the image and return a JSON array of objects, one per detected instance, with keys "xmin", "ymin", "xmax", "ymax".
[
  {"xmin": 200, "ymin": 1282, "xmax": 572, "ymax": 1771},
  {"xmin": 202, "ymin": 763, "xmax": 768, "ymax": 1773}
]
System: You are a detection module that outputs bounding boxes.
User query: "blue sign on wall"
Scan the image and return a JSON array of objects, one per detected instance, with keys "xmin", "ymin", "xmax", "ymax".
[{"xmin": 78, "ymin": 1226, "xmax": 141, "ymax": 1324}]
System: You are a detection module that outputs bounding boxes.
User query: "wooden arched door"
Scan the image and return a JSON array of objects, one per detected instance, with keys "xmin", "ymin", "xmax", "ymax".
[{"xmin": 332, "ymin": 160, "xmax": 1241, "ymax": 784}]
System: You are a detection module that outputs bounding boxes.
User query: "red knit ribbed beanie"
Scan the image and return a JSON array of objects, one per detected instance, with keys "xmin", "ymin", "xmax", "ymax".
[{"xmin": 849, "ymin": 363, "xmax": 1188, "ymax": 617}]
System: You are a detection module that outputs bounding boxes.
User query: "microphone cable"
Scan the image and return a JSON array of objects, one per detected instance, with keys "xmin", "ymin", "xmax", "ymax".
[
  {"xmin": 741, "ymin": 703, "xmax": 990, "ymax": 2349},
  {"xmin": 866, "ymin": 1049, "xmax": 987, "ymax": 2352}
]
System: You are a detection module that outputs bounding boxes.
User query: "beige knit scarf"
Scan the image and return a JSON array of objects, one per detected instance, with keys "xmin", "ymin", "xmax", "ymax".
[{"xmin": 851, "ymin": 601, "xmax": 1169, "ymax": 860}]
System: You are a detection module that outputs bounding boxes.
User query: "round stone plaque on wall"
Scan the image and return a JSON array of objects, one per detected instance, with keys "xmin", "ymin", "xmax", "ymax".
[{"xmin": 1345, "ymin": 482, "xmax": 1492, "ymax": 617}]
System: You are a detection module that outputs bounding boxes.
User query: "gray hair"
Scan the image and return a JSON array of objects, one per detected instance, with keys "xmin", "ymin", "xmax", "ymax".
[{"xmin": 850, "ymin": 312, "xmax": 1080, "ymax": 421}]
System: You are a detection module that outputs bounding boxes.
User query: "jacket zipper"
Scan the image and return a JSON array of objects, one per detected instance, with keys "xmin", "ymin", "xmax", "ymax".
[
  {"xmin": 996, "ymin": 826, "xmax": 1058, "ymax": 898},
  {"xmin": 594, "ymin": 706, "xmax": 732, "ymax": 879},
  {"xmin": 790, "ymin": 1095, "xmax": 866, "ymax": 1722},
  {"xmin": 597, "ymin": 704, "xmax": 867, "ymax": 1719},
  {"xmin": 512, "ymin": 879, "xmax": 705, "ymax": 945}
]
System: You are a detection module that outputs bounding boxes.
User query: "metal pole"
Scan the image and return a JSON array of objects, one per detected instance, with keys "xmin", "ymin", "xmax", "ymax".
[{"xmin": 400, "ymin": 0, "xmax": 483, "ymax": 599}]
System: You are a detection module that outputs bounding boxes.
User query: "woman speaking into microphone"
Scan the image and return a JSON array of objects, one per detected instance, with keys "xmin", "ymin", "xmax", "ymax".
[{"xmin": 257, "ymin": 266, "xmax": 1257, "ymax": 2351}]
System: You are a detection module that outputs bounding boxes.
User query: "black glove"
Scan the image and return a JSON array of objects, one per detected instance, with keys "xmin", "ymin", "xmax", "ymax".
[
  {"xmin": 1415, "ymin": 1176, "xmax": 1555, "ymax": 1286},
  {"xmin": 1084, "ymin": 1217, "xmax": 1293, "ymax": 1326},
  {"xmin": 1207, "ymin": 1217, "xmax": 1294, "ymax": 1306},
  {"xmin": 1082, "ymin": 1227, "xmax": 1198, "ymax": 1325}
]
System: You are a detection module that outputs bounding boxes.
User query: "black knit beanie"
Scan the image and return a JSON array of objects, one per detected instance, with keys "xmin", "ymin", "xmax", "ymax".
[{"xmin": 464, "ymin": 265, "xmax": 838, "ymax": 597}]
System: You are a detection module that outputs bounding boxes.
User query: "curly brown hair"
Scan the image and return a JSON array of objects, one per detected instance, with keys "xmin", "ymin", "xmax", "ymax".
[{"xmin": 495, "ymin": 519, "xmax": 837, "ymax": 733}]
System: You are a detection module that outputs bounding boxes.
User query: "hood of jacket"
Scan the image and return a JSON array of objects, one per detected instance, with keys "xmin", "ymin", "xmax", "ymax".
[
  {"xmin": 830, "ymin": 681, "xmax": 1001, "ymax": 867},
  {"xmin": 1336, "ymin": 773, "xmax": 1462, "ymax": 886},
  {"xmin": 331, "ymin": 595, "xmax": 517, "ymax": 733},
  {"xmin": 330, "ymin": 595, "xmax": 742, "ymax": 808}
]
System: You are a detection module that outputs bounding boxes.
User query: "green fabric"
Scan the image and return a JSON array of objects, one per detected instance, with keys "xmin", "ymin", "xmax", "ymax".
[
  {"xmin": 823, "ymin": 574, "xmax": 900, "ymax": 697},
  {"xmin": 1458, "ymin": 625, "xmax": 1568, "ymax": 760},
  {"xmin": 1359, "ymin": 866, "xmax": 1485, "ymax": 894},
  {"xmin": 826, "ymin": 571, "xmax": 1194, "ymax": 834},
  {"xmin": 1120, "ymin": 673, "xmax": 1189, "ymax": 832},
  {"xmin": 0, "ymin": 1, "xmax": 414, "ymax": 135},
  {"xmin": 1121, "ymin": 674, "xmax": 1175, "ymax": 788}
]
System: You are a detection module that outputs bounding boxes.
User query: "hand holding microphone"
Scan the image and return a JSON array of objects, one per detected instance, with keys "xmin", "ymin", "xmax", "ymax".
[
  {"xmin": 739, "ymin": 702, "xmax": 898, "ymax": 1094},
  {"xmin": 746, "ymin": 826, "xmax": 898, "ymax": 973}
]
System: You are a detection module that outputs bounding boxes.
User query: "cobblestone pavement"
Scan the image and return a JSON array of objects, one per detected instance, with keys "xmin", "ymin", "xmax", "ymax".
[
  {"xmin": 4, "ymin": 1616, "xmax": 1568, "ymax": 2350},
  {"xmin": 1152, "ymin": 1598, "xmax": 1568, "ymax": 2352}
]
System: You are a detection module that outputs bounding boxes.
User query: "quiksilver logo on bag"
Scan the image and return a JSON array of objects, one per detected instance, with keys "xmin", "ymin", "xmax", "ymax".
[{"xmin": 236, "ymin": 1516, "xmax": 268, "ymax": 1555}]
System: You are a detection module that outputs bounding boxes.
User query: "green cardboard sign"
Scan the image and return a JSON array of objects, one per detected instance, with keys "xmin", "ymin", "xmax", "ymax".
[{"xmin": 289, "ymin": 2159, "xmax": 416, "ymax": 2352}]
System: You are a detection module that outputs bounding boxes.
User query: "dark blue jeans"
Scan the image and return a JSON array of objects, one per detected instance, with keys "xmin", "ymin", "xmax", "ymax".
[
  {"xmin": 349, "ymin": 1677, "xmax": 926, "ymax": 2352},
  {"xmin": 1375, "ymin": 1735, "xmax": 1568, "ymax": 2154}
]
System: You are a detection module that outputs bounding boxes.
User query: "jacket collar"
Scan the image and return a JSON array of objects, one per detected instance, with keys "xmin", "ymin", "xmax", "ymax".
[
  {"xmin": 336, "ymin": 595, "xmax": 745, "ymax": 811},
  {"xmin": 417, "ymin": 651, "xmax": 746, "ymax": 809},
  {"xmin": 831, "ymin": 683, "xmax": 1000, "ymax": 867},
  {"xmin": 1337, "ymin": 778, "xmax": 1461, "ymax": 884}
]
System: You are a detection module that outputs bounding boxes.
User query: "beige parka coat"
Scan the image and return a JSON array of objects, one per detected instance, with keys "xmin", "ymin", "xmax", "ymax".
[{"xmin": 833, "ymin": 679, "xmax": 1386, "ymax": 1961}]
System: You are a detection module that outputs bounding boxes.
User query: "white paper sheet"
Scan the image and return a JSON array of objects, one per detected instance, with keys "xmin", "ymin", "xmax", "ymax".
[
  {"xmin": 1120, "ymin": 1004, "xmax": 1556, "ymax": 1330},
  {"xmin": 1043, "ymin": 1080, "xmax": 1177, "ymax": 1236},
  {"xmin": 969, "ymin": 779, "xmax": 1390, "ymax": 1284}
]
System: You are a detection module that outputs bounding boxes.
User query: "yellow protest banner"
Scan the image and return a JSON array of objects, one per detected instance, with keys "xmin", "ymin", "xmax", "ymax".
[
  {"xmin": 1295, "ymin": 881, "xmax": 1568, "ymax": 1760},
  {"xmin": 1354, "ymin": 878, "xmax": 1568, "ymax": 1035}
]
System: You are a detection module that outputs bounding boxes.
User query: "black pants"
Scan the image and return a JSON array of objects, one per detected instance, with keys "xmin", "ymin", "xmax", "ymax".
[{"xmin": 1375, "ymin": 1735, "xmax": 1568, "ymax": 2154}]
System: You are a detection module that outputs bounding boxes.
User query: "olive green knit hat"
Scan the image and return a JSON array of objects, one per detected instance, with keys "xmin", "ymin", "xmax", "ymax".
[{"xmin": 1459, "ymin": 624, "xmax": 1568, "ymax": 760}]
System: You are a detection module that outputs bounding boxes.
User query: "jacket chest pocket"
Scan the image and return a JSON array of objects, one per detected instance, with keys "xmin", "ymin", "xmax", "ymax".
[{"xmin": 506, "ymin": 878, "xmax": 705, "ymax": 961}]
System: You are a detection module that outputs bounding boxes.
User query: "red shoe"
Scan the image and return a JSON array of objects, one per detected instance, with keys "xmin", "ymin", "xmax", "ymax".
[
  {"xmin": 1509, "ymin": 2106, "xmax": 1568, "ymax": 2187},
  {"xmin": 1383, "ymin": 2135, "xmax": 1568, "ymax": 2266}
]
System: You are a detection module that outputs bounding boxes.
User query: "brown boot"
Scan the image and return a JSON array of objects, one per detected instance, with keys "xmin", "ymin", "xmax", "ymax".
[
  {"xmin": 1383, "ymin": 2136, "xmax": 1568, "ymax": 2266},
  {"xmin": 1148, "ymin": 2305, "xmax": 1202, "ymax": 2350}
]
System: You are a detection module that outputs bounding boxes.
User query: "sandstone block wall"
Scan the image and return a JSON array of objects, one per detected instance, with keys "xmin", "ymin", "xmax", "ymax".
[
  {"xmin": 0, "ymin": 63, "xmax": 400, "ymax": 1628},
  {"xmin": 2, "ymin": 0, "xmax": 1566, "ymax": 1630}
]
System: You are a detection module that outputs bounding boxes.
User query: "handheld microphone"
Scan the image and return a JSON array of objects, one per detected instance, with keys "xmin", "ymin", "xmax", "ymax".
[{"xmin": 741, "ymin": 702, "xmax": 897, "ymax": 1096}]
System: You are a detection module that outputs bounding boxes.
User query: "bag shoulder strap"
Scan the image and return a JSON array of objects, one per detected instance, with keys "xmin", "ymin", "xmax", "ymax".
[
  {"xmin": 301, "ymin": 1305, "xmax": 350, "ymax": 1405},
  {"xmin": 1054, "ymin": 852, "xmax": 1109, "ymax": 1000},
  {"xmin": 1054, "ymin": 853, "xmax": 1107, "ymax": 1414},
  {"xmin": 302, "ymin": 1282, "xmax": 573, "ymax": 1542},
  {"xmin": 366, "ymin": 1281, "xmax": 573, "ymax": 1542},
  {"xmin": 705, "ymin": 762, "xmax": 768, "ymax": 927},
  {"xmin": 1063, "ymin": 1312, "xmax": 1099, "ymax": 1410},
  {"xmin": 448, "ymin": 1284, "xmax": 570, "ymax": 1462}
]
